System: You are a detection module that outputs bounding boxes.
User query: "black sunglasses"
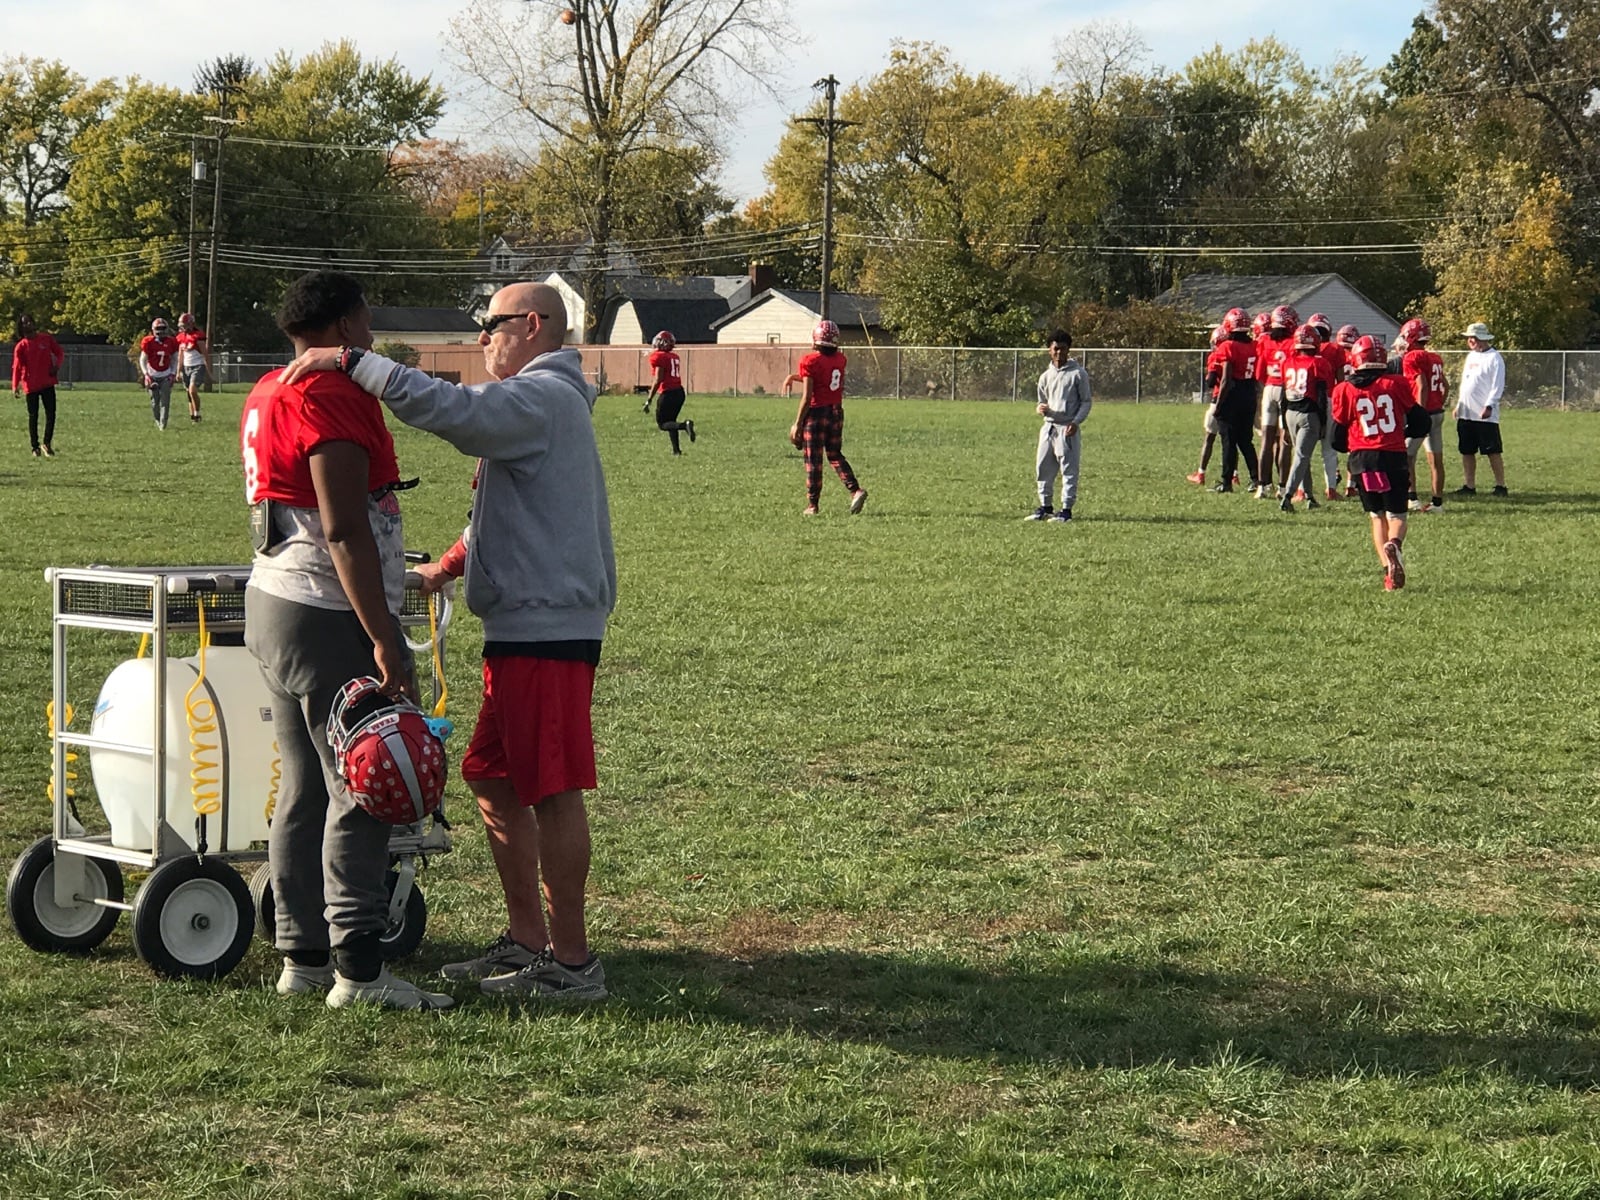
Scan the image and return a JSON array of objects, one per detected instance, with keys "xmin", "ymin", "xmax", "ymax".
[{"xmin": 479, "ymin": 311, "xmax": 552, "ymax": 335}]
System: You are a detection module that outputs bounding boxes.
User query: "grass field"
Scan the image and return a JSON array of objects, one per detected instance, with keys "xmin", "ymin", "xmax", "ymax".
[{"xmin": 2, "ymin": 383, "xmax": 1600, "ymax": 1199}]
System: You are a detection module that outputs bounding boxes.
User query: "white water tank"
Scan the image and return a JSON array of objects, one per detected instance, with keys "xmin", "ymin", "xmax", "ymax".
[{"xmin": 88, "ymin": 647, "xmax": 278, "ymax": 852}]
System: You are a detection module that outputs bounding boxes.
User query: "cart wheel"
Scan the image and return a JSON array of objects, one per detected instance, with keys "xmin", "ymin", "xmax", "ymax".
[
  {"xmin": 6, "ymin": 836, "xmax": 123, "ymax": 954},
  {"xmin": 379, "ymin": 869, "xmax": 428, "ymax": 961},
  {"xmin": 248, "ymin": 862, "xmax": 275, "ymax": 945},
  {"xmin": 131, "ymin": 858, "xmax": 254, "ymax": 980}
]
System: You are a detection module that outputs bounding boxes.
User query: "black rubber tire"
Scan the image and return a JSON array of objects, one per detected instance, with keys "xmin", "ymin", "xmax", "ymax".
[
  {"xmin": 131, "ymin": 858, "xmax": 254, "ymax": 980},
  {"xmin": 6, "ymin": 836, "xmax": 123, "ymax": 954},
  {"xmin": 378, "ymin": 868, "xmax": 427, "ymax": 961},
  {"xmin": 249, "ymin": 861, "xmax": 275, "ymax": 945}
]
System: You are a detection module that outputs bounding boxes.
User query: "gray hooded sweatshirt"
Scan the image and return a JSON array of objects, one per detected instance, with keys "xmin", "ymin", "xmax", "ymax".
[
  {"xmin": 1038, "ymin": 358, "xmax": 1092, "ymax": 427},
  {"xmin": 351, "ymin": 347, "xmax": 616, "ymax": 644}
]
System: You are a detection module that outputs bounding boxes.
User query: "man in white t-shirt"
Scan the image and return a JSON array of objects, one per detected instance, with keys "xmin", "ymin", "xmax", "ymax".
[{"xmin": 1453, "ymin": 322, "xmax": 1508, "ymax": 497}]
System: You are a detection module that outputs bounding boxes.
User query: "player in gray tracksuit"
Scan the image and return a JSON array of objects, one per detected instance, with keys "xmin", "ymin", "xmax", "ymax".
[{"xmin": 1026, "ymin": 330, "xmax": 1092, "ymax": 522}]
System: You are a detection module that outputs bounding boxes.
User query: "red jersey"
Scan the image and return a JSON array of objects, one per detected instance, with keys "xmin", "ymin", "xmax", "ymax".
[
  {"xmin": 1331, "ymin": 373, "xmax": 1417, "ymax": 454},
  {"xmin": 1402, "ymin": 348, "xmax": 1448, "ymax": 412},
  {"xmin": 1319, "ymin": 342, "xmax": 1347, "ymax": 380},
  {"xmin": 11, "ymin": 332, "xmax": 63, "ymax": 392},
  {"xmin": 797, "ymin": 349, "xmax": 847, "ymax": 407},
  {"xmin": 1204, "ymin": 345, "xmax": 1227, "ymax": 396},
  {"xmin": 1254, "ymin": 333, "xmax": 1291, "ymax": 385},
  {"xmin": 140, "ymin": 335, "xmax": 179, "ymax": 375},
  {"xmin": 648, "ymin": 348, "xmax": 682, "ymax": 389},
  {"xmin": 1281, "ymin": 351, "xmax": 1334, "ymax": 408},
  {"xmin": 240, "ymin": 369, "xmax": 400, "ymax": 506},
  {"xmin": 1214, "ymin": 338, "xmax": 1257, "ymax": 394},
  {"xmin": 177, "ymin": 329, "xmax": 207, "ymax": 366}
]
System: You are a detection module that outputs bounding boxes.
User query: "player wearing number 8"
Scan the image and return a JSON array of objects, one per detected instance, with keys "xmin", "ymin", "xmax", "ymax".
[
  {"xmin": 1330, "ymin": 335, "xmax": 1424, "ymax": 590},
  {"xmin": 787, "ymin": 320, "xmax": 867, "ymax": 516}
]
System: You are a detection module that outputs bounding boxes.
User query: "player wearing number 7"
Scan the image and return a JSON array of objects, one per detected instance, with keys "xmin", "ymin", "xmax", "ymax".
[
  {"xmin": 1330, "ymin": 335, "xmax": 1426, "ymax": 590},
  {"xmin": 786, "ymin": 320, "xmax": 867, "ymax": 516},
  {"xmin": 1400, "ymin": 319, "xmax": 1448, "ymax": 511}
]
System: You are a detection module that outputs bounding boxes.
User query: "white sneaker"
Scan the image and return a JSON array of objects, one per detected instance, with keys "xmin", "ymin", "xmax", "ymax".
[
  {"xmin": 327, "ymin": 966, "xmax": 456, "ymax": 1010},
  {"xmin": 849, "ymin": 489, "xmax": 869, "ymax": 514},
  {"xmin": 276, "ymin": 958, "xmax": 335, "ymax": 995}
]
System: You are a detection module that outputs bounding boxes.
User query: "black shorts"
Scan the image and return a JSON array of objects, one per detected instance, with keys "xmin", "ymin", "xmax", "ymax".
[
  {"xmin": 1348, "ymin": 449, "xmax": 1411, "ymax": 516},
  {"xmin": 1457, "ymin": 418, "xmax": 1503, "ymax": 456}
]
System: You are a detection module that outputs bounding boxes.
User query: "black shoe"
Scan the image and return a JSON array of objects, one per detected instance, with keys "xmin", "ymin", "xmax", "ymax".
[
  {"xmin": 41, "ymin": 444, "xmax": 54, "ymax": 458},
  {"xmin": 1306, "ymin": 496, "xmax": 1320, "ymax": 510},
  {"xmin": 1050, "ymin": 508, "xmax": 1073, "ymax": 523},
  {"xmin": 1024, "ymin": 505, "xmax": 1052, "ymax": 521},
  {"xmin": 1211, "ymin": 483, "xmax": 1233, "ymax": 493},
  {"xmin": 686, "ymin": 419, "xmax": 696, "ymax": 444},
  {"xmin": 1454, "ymin": 485, "xmax": 1476, "ymax": 495},
  {"xmin": 30, "ymin": 447, "xmax": 40, "ymax": 457},
  {"xmin": 1279, "ymin": 496, "xmax": 1294, "ymax": 513},
  {"xmin": 1491, "ymin": 485, "xmax": 1508, "ymax": 496}
]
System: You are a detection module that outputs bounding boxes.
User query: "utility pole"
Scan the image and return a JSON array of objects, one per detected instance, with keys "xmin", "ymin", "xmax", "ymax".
[
  {"xmin": 792, "ymin": 75, "xmax": 856, "ymax": 321},
  {"xmin": 187, "ymin": 138, "xmax": 202, "ymax": 317},
  {"xmin": 202, "ymin": 116, "xmax": 239, "ymax": 347},
  {"xmin": 477, "ymin": 185, "xmax": 486, "ymax": 249}
]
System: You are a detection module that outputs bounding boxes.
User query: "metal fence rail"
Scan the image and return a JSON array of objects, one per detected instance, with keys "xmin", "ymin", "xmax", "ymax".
[{"xmin": 17, "ymin": 344, "xmax": 1600, "ymax": 410}]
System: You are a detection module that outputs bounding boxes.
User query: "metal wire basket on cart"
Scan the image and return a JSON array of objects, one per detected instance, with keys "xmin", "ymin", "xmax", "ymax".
[{"xmin": 5, "ymin": 562, "xmax": 454, "ymax": 980}]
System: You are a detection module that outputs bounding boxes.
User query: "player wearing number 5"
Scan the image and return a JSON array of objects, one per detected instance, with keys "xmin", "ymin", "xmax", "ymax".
[
  {"xmin": 1400, "ymin": 319, "xmax": 1449, "ymax": 511},
  {"xmin": 1330, "ymin": 335, "xmax": 1426, "ymax": 590},
  {"xmin": 786, "ymin": 320, "xmax": 867, "ymax": 516},
  {"xmin": 644, "ymin": 330, "xmax": 695, "ymax": 455}
]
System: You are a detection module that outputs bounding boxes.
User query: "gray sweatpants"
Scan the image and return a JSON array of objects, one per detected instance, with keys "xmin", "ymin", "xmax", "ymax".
[
  {"xmin": 148, "ymin": 376, "xmax": 173, "ymax": 427},
  {"xmin": 244, "ymin": 587, "xmax": 411, "ymax": 955},
  {"xmin": 1282, "ymin": 408, "xmax": 1321, "ymax": 500},
  {"xmin": 1036, "ymin": 423, "xmax": 1082, "ymax": 510}
]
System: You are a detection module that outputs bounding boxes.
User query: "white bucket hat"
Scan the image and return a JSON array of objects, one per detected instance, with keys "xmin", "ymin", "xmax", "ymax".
[{"xmin": 1463, "ymin": 321, "xmax": 1494, "ymax": 342}]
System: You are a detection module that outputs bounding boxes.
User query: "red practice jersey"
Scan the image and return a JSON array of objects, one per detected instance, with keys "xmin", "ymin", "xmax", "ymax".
[
  {"xmin": 797, "ymin": 349, "xmax": 848, "ymax": 407},
  {"xmin": 1204, "ymin": 345, "xmax": 1228, "ymax": 396},
  {"xmin": 1282, "ymin": 351, "xmax": 1334, "ymax": 406},
  {"xmin": 1319, "ymin": 341, "xmax": 1348, "ymax": 381},
  {"xmin": 1402, "ymin": 348, "xmax": 1448, "ymax": 412},
  {"xmin": 241, "ymin": 369, "xmax": 400, "ymax": 506},
  {"xmin": 648, "ymin": 348, "xmax": 682, "ymax": 388},
  {"xmin": 1214, "ymin": 338, "xmax": 1257, "ymax": 392},
  {"xmin": 1331, "ymin": 374, "xmax": 1418, "ymax": 454},
  {"xmin": 140, "ymin": 335, "xmax": 179, "ymax": 374},
  {"xmin": 177, "ymin": 329, "xmax": 207, "ymax": 360},
  {"xmin": 1254, "ymin": 333, "xmax": 1292, "ymax": 385}
]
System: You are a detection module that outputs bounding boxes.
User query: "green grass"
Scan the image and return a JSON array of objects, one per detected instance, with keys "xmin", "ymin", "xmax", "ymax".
[{"xmin": 3, "ymin": 383, "xmax": 1600, "ymax": 1198}]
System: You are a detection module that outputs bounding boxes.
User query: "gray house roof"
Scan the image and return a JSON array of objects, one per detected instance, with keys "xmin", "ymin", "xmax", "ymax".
[
  {"xmin": 710, "ymin": 288, "xmax": 883, "ymax": 331},
  {"xmin": 611, "ymin": 297, "xmax": 734, "ymax": 345},
  {"xmin": 369, "ymin": 306, "xmax": 481, "ymax": 334},
  {"xmin": 1155, "ymin": 273, "xmax": 1399, "ymax": 340}
]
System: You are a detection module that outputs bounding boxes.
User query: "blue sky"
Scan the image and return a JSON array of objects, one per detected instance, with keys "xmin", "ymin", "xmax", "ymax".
[{"xmin": 4, "ymin": 0, "xmax": 1421, "ymax": 203}]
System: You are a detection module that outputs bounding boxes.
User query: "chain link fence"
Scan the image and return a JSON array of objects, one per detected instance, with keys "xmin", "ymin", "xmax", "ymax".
[{"xmin": 20, "ymin": 343, "xmax": 1600, "ymax": 411}]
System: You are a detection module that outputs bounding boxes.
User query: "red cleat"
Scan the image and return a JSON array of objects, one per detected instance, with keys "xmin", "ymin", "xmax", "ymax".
[
  {"xmin": 1325, "ymin": 488, "xmax": 1341, "ymax": 501},
  {"xmin": 1186, "ymin": 470, "xmax": 1205, "ymax": 485},
  {"xmin": 1345, "ymin": 485, "xmax": 1359, "ymax": 498}
]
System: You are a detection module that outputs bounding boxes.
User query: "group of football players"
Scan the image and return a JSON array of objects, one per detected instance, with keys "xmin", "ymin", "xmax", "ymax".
[{"xmin": 1193, "ymin": 305, "xmax": 1449, "ymax": 590}]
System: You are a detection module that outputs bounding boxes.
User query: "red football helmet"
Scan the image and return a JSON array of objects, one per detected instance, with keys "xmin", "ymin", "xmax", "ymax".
[
  {"xmin": 178, "ymin": 312, "xmax": 197, "ymax": 330},
  {"xmin": 329, "ymin": 677, "xmax": 447, "ymax": 825},
  {"xmin": 1349, "ymin": 334, "xmax": 1387, "ymax": 371},
  {"xmin": 1335, "ymin": 324, "xmax": 1360, "ymax": 347},
  {"xmin": 1270, "ymin": 304, "xmax": 1299, "ymax": 331},
  {"xmin": 812, "ymin": 319, "xmax": 840, "ymax": 348},
  {"xmin": 1293, "ymin": 324, "xmax": 1319, "ymax": 352},
  {"xmin": 1209, "ymin": 324, "xmax": 1226, "ymax": 348},
  {"xmin": 1251, "ymin": 312, "xmax": 1271, "ymax": 338},
  {"xmin": 1222, "ymin": 307, "xmax": 1251, "ymax": 334},
  {"xmin": 651, "ymin": 330, "xmax": 675, "ymax": 350},
  {"xmin": 1307, "ymin": 313, "xmax": 1332, "ymax": 337},
  {"xmin": 151, "ymin": 317, "xmax": 170, "ymax": 335},
  {"xmin": 1399, "ymin": 318, "xmax": 1430, "ymax": 346}
]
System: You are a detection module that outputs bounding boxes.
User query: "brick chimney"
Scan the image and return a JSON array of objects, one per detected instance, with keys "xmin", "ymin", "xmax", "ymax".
[{"xmin": 748, "ymin": 262, "xmax": 776, "ymax": 296}]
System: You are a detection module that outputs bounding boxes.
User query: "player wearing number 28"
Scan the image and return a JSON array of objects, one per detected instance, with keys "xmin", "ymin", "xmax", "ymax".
[{"xmin": 1331, "ymin": 336, "xmax": 1421, "ymax": 591}]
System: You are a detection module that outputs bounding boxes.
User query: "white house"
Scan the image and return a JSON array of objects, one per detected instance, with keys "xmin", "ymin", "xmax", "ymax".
[
  {"xmin": 711, "ymin": 289, "xmax": 888, "ymax": 345},
  {"xmin": 369, "ymin": 306, "xmax": 482, "ymax": 346}
]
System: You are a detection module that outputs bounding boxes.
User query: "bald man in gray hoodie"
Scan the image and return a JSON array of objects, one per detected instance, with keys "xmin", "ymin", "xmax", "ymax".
[{"xmin": 286, "ymin": 281, "xmax": 616, "ymax": 1001}]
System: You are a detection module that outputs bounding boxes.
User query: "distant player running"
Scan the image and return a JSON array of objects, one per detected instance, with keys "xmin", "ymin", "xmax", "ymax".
[
  {"xmin": 176, "ymin": 312, "xmax": 210, "ymax": 422},
  {"xmin": 644, "ymin": 330, "xmax": 695, "ymax": 454},
  {"xmin": 786, "ymin": 320, "xmax": 867, "ymax": 516},
  {"xmin": 139, "ymin": 317, "xmax": 179, "ymax": 430}
]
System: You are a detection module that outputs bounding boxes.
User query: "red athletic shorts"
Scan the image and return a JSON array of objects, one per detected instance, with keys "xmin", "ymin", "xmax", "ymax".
[{"xmin": 460, "ymin": 657, "xmax": 597, "ymax": 805}]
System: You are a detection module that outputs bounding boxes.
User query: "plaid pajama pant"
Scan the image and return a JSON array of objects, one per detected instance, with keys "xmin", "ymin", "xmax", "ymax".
[{"xmin": 800, "ymin": 404, "xmax": 859, "ymax": 505}]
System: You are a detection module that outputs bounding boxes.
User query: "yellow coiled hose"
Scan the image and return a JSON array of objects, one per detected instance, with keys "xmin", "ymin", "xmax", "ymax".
[
  {"xmin": 428, "ymin": 593, "xmax": 448, "ymax": 719},
  {"xmin": 266, "ymin": 741, "xmax": 281, "ymax": 822},
  {"xmin": 185, "ymin": 601, "xmax": 222, "ymax": 817},
  {"xmin": 46, "ymin": 702, "xmax": 77, "ymax": 804}
]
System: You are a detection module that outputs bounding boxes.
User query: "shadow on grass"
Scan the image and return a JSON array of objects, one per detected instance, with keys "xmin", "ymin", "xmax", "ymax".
[{"xmin": 603, "ymin": 946, "xmax": 1600, "ymax": 1086}]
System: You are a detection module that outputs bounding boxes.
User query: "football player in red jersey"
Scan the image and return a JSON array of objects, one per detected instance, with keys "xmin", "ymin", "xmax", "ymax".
[
  {"xmin": 1278, "ymin": 324, "xmax": 1335, "ymax": 512},
  {"xmin": 1210, "ymin": 307, "xmax": 1261, "ymax": 493},
  {"xmin": 1330, "ymin": 335, "xmax": 1423, "ymax": 589},
  {"xmin": 644, "ymin": 329, "xmax": 695, "ymax": 454},
  {"xmin": 138, "ymin": 317, "xmax": 180, "ymax": 429},
  {"xmin": 240, "ymin": 270, "xmax": 453, "ymax": 1011},
  {"xmin": 1399, "ymin": 317, "xmax": 1449, "ymax": 511},
  {"xmin": 175, "ymin": 312, "xmax": 210, "ymax": 422},
  {"xmin": 1253, "ymin": 305, "xmax": 1297, "ymax": 499},
  {"xmin": 1188, "ymin": 324, "xmax": 1228, "ymax": 485},
  {"xmin": 786, "ymin": 319, "xmax": 867, "ymax": 515},
  {"xmin": 11, "ymin": 313, "xmax": 64, "ymax": 457}
]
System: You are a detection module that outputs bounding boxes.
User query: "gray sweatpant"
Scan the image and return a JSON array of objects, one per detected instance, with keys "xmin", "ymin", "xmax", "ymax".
[
  {"xmin": 1282, "ymin": 408, "xmax": 1321, "ymax": 500},
  {"xmin": 244, "ymin": 587, "xmax": 410, "ymax": 955},
  {"xmin": 148, "ymin": 376, "xmax": 173, "ymax": 427},
  {"xmin": 1036, "ymin": 423, "xmax": 1082, "ymax": 510}
]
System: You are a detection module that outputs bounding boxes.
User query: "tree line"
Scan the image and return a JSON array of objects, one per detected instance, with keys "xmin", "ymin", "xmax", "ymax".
[{"xmin": 2, "ymin": 1, "xmax": 1596, "ymax": 351}]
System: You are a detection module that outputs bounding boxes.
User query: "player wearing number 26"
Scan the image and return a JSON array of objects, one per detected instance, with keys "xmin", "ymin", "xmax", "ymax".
[{"xmin": 1331, "ymin": 335, "xmax": 1423, "ymax": 590}]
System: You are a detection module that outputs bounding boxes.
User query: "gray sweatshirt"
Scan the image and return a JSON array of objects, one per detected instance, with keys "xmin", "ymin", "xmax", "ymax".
[
  {"xmin": 1038, "ymin": 359, "xmax": 1092, "ymax": 426},
  {"xmin": 352, "ymin": 347, "xmax": 616, "ymax": 643}
]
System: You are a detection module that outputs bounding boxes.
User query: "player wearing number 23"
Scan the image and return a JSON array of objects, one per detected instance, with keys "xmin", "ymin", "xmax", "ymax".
[{"xmin": 1330, "ymin": 335, "xmax": 1425, "ymax": 590}]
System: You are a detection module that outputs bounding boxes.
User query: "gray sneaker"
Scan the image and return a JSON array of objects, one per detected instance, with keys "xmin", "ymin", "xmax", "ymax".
[
  {"xmin": 440, "ymin": 932, "xmax": 543, "ymax": 981},
  {"xmin": 276, "ymin": 958, "xmax": 335, "ymax": 995},
  {"xmin": 479, "ymin": 951, "xmax": 608, "ymax": 1001},
  {"xmin": 327, "ymin": 967, "xmax": 456, "ymax": 1011}
]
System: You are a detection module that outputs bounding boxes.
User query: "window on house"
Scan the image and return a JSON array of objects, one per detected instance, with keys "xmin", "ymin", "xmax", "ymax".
[
  {"xmin": 493, "ymin": 253, "xmax": 512, "ymax": 273},
  {"xmin": 767, "ymin": 333, "xmax": 781, "ymax": 344}
]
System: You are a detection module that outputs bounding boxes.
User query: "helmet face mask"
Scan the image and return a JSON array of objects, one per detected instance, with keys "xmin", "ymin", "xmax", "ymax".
[
  {"xmin": 1308, "ymin": 313, "xmax": 1332, "ymax": 337},
  {"xmin": 178, "ymin": 312, "xmax": 197, "ymax": 331},
  {"xmin": 151, "ymin": 318, "xmax": 170, "ymax": 335},
  {"xmin": 1335, "ymin": 324, "xmax": 1360, "ymax": 348},
  {"xmin": 651, "ymin": 329, "xmax": 675, "ymax": 350},
  {"xmin": 328, "ymin": 677, "xmax": 447, "ymax": 825}
]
